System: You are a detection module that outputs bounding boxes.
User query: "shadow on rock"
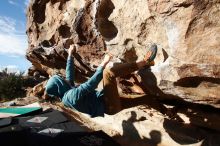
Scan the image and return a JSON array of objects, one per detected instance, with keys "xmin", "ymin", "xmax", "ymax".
[
  {"xmin": 117, "ymin": 111, "xmax": 161, "ymax": 146},
  {"xmin": 136, "ymin": 67, "xmax": 220, "ymax": 132},
  {"xmin": 163, "ymin": 118, "xmax": 220, "ymax": 146}
]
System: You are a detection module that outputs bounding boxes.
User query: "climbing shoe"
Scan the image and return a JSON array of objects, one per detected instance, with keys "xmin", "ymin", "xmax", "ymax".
[{"xmin": 144, "ymin": 44, "xmax": 158, "ymax": 65}]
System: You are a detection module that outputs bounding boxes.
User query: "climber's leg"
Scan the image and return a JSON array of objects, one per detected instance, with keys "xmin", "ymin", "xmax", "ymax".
[{"xmin": 103, "ymin": 44, "xmax": 158, "ymax": 114}]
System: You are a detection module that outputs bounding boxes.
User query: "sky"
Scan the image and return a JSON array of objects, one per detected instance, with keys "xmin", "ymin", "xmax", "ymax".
[{"xmin": 0, "ymin": 0, "xmax": 31, "ymax": 72}]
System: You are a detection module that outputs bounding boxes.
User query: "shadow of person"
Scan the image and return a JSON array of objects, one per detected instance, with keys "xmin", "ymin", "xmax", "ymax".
[
  {"xmin": 137, "ymin": 67, "xmax": 165, "ymax": 97},
  {"xmin": 137, "ymin": 66, "xmax": 184, "ymax": 102},
  {"xmin": 148, "ymin": 130, "xmax": 162, "ymax": 146},
  {"xmin": 122, "ymin": 111, "xmax": 145, "ymax": 139},
  {"xmin": 120, "ymin": 111, "xmax": 162, "ymax": 146}
]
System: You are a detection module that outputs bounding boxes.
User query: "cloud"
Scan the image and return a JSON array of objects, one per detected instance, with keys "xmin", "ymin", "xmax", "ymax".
[
  {"xmin": 23, "ymin": 0, "xmax": 31, "ymax": 13},
  {"xmin": 0, "ymin": 16, "xmax": 16, "ymax": 34},
  {"xmin": 25, "ymin": 0, "xmax": 30, "ymax": 6},
  {"xmin": 0, "ymin": 65, "xmax": 21, "ymax": 74},
  {"xmin": 8, "ymin": 0, "xmax": 30, "ymax": 13},
  {"xmin": 0, "ymin": 34, "xmax": 27, "ymax": 56},
  {"xmin": 0, "ymin": 16, "xmax": 27, "ymax": 57},
  {"xmin": 8, "ymin": 0, "xmax": 18, "ymax": 6},
  {"xmin": 8, "ymin": 0, "xmax": 29, "ymax": 7}
]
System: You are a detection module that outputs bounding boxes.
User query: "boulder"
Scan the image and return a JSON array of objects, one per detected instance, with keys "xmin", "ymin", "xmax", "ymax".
[{"xmin": 26, "ymin": 0, "xmax": 220, "ymax": 107}]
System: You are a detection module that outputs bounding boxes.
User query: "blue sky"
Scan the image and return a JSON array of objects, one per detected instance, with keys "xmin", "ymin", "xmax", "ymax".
[{"xmin": 0, "ymin": 0, "xmax": 31, "ymax": 72}]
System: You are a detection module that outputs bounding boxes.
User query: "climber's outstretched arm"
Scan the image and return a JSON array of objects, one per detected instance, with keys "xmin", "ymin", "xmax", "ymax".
[{"xmin": 65, "ymin": 44, "xmax": 77, "ymax": 86}]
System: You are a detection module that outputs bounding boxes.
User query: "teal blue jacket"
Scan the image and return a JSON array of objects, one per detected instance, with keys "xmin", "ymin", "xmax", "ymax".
[{"xmin": 45, "ymin": 56, "xmax": 105, "ymax": 117}]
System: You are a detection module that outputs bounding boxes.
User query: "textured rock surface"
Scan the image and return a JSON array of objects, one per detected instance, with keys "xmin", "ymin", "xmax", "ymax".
[
  {"xmin": 59, "ymin": 101, "xmax": 220, "ymax": 146},
  {"xmin": 1, "ymin": 96, "xmax": 220, "ymax": 146},
  {"xmin": 26, "ymin": 0, "xmax": 220, "ymax": 107}
]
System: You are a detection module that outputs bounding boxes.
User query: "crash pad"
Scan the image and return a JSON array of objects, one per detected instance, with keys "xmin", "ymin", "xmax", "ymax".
[{"xmin": 0, "ymin": 102, "xmax": 42, "ymax": 118}]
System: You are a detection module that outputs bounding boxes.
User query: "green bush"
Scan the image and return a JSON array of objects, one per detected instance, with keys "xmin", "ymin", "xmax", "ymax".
[{"xmin": 0, "ymin": 69, "xmax": 26, "ymax": 101}]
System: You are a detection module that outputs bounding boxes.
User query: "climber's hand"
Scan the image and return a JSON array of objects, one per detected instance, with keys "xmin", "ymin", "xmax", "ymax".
[
  {"xmin": 74, "ymin": 44, "xmax": 79, "ymax": 51},
  {"xmin": 68, "ymin": 44, "xmax": 76, "ymax": 55},
  {"xmin": 103, "ymin": 53, "xmax": 113, "ymax": 64},
  {"xmin": 100, "ymin": 53, "xmax": 113, "ymax": 68}
]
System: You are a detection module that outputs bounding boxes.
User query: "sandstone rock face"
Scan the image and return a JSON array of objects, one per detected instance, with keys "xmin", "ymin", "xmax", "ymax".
[
  {"xmin": 2, "ymin": 96, "xmax": 220, "ymax": 146},
  {"xmin": 26, "ymin": 0, "xmax": 220, "ymax": 107},
  {"xmin": 60, "ymin": 103, "xmax": 220, "ymax": 146}
]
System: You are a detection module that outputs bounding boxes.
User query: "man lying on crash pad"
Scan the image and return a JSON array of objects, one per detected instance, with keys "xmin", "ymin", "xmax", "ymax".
[{"xmin": 45, "ymin": 44, "xmax": 157, "ymax": 117}]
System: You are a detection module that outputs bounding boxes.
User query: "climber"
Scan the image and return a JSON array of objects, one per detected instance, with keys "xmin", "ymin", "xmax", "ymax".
[{"xmin": 45, "ymin": 44, "xmax": 157, "ymax": 117}]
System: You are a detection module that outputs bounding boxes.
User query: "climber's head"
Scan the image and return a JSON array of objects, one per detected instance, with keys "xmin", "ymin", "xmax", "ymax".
[
  {"xmin": 45, "ymin": 75, "xmax": 71, "ymax": 99},
  {"xmin": 45, "ymin": 75, "xmax": 61, "ymax": 98}
]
